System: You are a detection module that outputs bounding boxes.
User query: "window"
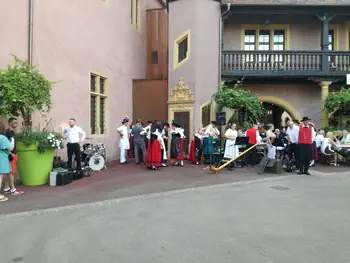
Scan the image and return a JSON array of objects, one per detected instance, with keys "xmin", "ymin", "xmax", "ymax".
[
  {"xmin": 131, "ymin": 0, "xmax": 140, "ymax": 30},
  {"xmin": 178, "ymin": 37, "xmax": 188, "ymax": 63},
  {"xmin": 328, "ymin": 29, "xmax": 334, "ymax": 51},
  {"xmin": 243, "ymin": 28, "xmax": 286, "ymax": 63},
  {"xmin": 90, "ymin": 73, "xmax": 108, "ymax": 135},
  {"xmin": 201, "ymin": 104, "xmax": 211, "ymax": 128},
  {"xmin": 174, "ymin": 30, "xmax": 191, "ymax": 69}
]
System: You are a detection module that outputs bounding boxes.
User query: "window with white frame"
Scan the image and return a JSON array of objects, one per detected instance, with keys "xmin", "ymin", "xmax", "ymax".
[{"xmin": 90, "ymin": 73, "xmax": 108, "ymax": 135}]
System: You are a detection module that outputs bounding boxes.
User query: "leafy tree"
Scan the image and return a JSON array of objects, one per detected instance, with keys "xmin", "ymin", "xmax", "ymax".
[
  {"xmin": 212, "ymin": 80, "xmax": 263, "ymax": 128},
  {"xmin": 325, "ymin": 87, "xmax": 350, "ymax": 129},
  {"xmin": 0, "ymin": 55, "xmax": 54, "ymax": 128},
  {"xmin": 324, "ymin": 87, "xmax": 350, "ymax": 114}
]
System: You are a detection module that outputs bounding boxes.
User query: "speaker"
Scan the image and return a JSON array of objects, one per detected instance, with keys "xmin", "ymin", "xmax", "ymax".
[{"xmin": 216, "ymin": 112, "xmax": 226, "ymax": 126}]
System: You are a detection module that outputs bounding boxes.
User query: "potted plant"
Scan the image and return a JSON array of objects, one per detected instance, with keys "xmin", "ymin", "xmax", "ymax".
[{"xmin": 0, "ymin": 55, "xmax": 62, "ymax": 186}]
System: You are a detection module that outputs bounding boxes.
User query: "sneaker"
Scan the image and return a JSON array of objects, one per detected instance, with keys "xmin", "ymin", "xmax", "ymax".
[
  {"xmin": 4, "ymin": 188, "xmax": 11, "ymax": 195},
  {"xmin": 11, "ymin": 189, "xmax": 24, "ymax": 196}
]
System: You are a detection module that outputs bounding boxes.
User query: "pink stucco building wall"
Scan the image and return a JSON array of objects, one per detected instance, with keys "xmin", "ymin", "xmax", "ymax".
[{"xmin": 0, "ymin": 0, "xmax": 162, "ymax": 160}]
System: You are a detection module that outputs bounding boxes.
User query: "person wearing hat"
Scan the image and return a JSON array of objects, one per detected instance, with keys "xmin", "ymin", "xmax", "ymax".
[
  {"xmin": 298, "ymin": 117, "xmax": 313, "ymax": 175},
  {"xmin": 170, "ymin": 121, "xmax": 186, "ymax": 166},
  {"xmin": 117, "ymin": 116, "xmax": 130, "ymax": 164}
]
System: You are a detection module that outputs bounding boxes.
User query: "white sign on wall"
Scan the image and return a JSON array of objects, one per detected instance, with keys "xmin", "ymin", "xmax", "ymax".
[{"xmin": 347, "ymin": 74, "xmax": 350, "ymax": 85}]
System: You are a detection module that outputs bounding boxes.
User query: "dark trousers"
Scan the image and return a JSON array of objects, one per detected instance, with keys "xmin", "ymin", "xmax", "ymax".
[
  {"xmin": 298, "ymin": 144, "xmax": 312, "ymax": 173},
  {"xmin": 289, "ymin": 143, "xmax": 300, "ymax": 169},
  {"xmin": 134, "ymin": 140, "xmax": 146, "ymax": 164},
  {"xmin": 67, "ymin": 143, "xmax": 81, "ymax": 170},
  {"xmin": 246, "ymin": 143, "xmax": 256, "ymax": 165}
]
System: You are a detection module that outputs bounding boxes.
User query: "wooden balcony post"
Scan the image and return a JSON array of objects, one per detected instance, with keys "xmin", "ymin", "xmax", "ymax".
[
  {"xmin": 319, "ymin": 81, "xmax": 332, "ymax": 128},
  {"xmin": 317, "ymin": 14, "xmax": 334, "ymax": 73}
]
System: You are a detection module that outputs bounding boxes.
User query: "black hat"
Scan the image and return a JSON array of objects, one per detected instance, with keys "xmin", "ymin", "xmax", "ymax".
[
  {"xmin": 301, "ymin": 117, "xmax": 311, "ymax": 122},
  {"xmin": 172, "ymin": 120, "xmax": 181, "ymax": 128}
]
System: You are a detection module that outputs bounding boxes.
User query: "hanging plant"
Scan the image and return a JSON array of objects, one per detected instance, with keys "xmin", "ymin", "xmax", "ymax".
[{"xmin": 212, "ymin": 79, "xmax": 263, "ymax": 128}]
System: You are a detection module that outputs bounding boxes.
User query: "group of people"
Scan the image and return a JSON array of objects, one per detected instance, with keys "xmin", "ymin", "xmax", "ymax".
[{"xmin": 117, "ymin": 117, "xmax": 186, "ymax": 170}]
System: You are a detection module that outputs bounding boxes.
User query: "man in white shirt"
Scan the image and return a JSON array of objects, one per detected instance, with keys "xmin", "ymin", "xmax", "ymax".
[
  {"xmin": 286, "ymin": 121, "xmax": 300, "ymax": 170},
  {"xmin": 63, "ymin": 118, "xmax": 86, "ymax": 170}
]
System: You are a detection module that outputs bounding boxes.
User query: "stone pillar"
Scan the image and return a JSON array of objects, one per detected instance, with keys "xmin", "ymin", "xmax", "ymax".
[{"xmin": 319, "ymin": 81, "xmax": 332, "ymax": 128}]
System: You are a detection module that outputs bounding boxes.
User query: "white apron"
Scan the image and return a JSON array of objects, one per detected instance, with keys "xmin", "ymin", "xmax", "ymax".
[{"xmin": 224, "ymin": 129, "xmax": 239, "ymax": 159}]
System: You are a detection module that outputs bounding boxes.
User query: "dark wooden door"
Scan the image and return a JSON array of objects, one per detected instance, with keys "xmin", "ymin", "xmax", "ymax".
[{"xmin": 174, "ymin": 111, "xmax": 190, "ymax": 155}]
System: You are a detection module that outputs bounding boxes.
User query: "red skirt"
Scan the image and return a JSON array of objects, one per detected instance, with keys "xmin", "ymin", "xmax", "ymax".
[
  {"xmin": 312, "ymin": 141, "xmax": 318, "ymax": 160},
  {"xmin": 171, "ymin": 138, "xmax": 184, "ymax": 161},
  {"xmin": 146, "ymin": 140, "xmax": 162, "ymax": 167},
  {"xmin": 188, "ymin": 140, "xmax": 199, "ymax": 163}
]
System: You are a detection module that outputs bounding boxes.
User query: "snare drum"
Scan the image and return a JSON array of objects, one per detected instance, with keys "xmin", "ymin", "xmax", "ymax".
[{"xmin": 95, "ymin": 143, "xmax": 106, "ymax": 155}]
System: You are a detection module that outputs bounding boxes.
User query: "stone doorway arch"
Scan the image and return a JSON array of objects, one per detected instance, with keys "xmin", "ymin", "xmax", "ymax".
[{"xmin": 258, "ymin": 96, "xmax": 302, "ymax": 125}]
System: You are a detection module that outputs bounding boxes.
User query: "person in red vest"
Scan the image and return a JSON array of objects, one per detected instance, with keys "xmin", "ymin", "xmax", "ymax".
[
  {"xmin": 298, "ymin": 117, "xmax": 313, "ymax": 175},
  {"xmin": 245, "ymin": 124, "xmax": 259, "ymax": 166}
]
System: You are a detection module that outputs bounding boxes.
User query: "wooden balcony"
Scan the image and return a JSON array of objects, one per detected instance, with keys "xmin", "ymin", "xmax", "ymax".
[{"xmin": 221, "ymin": 50, "xmax": 350, "ymax": 78}]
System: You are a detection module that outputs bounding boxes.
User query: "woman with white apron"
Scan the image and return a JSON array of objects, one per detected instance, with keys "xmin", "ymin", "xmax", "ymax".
[
  {"xmin": 117, "ymin": 116, "xmax": 130, "ymax": 164},
  {"xmin": 224, "ymin": 123, "xmax": 239, "ymax": 159}
]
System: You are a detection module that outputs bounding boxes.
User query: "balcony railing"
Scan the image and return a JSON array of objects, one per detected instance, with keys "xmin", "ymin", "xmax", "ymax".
[{"xmin": 221, "ymin": 50, "xmax": 350, "ymax": 77}]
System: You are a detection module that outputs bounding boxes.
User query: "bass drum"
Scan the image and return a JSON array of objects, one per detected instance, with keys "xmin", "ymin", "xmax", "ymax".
[{"xmin": 88, "ymin": 154, "xmax": 105, "ymax": 171}]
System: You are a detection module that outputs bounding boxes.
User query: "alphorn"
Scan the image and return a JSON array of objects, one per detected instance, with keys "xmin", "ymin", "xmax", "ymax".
[{"xmin": 208, "ymin": 143, "xmax": 259, "ymax": 173}]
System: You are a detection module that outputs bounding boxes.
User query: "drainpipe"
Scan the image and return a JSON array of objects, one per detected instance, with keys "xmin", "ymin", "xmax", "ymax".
[
  {"xmin": 218, "ymin": 3, "xmax": 231, "ymax": 87},
  {"xmin": 28, "ymin": 0, "xmax": 34, "ymax": 65}
]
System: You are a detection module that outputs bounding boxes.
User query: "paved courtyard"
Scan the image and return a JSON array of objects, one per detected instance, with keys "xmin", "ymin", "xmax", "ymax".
[{"xmin": 0, "ymin": 162, "xmax": 349, "ymax": 263}]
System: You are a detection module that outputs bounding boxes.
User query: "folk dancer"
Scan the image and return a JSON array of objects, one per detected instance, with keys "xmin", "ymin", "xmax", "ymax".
[
  {"xmin": 170, "ymin": 121, "xmax": 186, "ymax": 166},
  {"xmin": 203, "ymin": 121, "xmax": 220, "ymax": 164},
  {"xmin": 161, "ymin": 122, "xmax": 169, "ymax": 166},
  {"xmin": 117, "ymin": 116, "xmax": 130, "ymax": 164},
  {"xmin": 64, "ymin": 118, "xmax": 86, "ymax": 170},
  {"xmin": 146, "ymin": 121, "xmax": 163, "ymax": 170},
  {"xmin": 298, "ymin": 117, "xmax": 313, "ymax": 175},
  {"xmin": 144, "ymin": 121, "xmax": 153, "ymax": 149},
  {"xmin": 223, "ymin": 123, "xmax": 239, "ymax": 160},
  {"xmin": 188, "ymin": 128, "xmax": 204, "ymax": 165}
]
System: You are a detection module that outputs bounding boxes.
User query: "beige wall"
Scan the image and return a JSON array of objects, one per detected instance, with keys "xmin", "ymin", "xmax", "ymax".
[
  {"xmin": 224, "ymin": 22, "xmax": 350, "ymax": 51},
  {"xmin": 168, "ymin": 0, "xmax": 221, "ymax": 130},
  {"xmin": 244, "ymin": 83, "xmax": 322, "ymax": 128},
  {"xmin": 0, "ymin": 0, "xmax": 162, "ymax": 161}
]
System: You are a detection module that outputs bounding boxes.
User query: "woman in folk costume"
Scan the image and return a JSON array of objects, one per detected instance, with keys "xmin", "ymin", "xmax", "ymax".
[
  {"xmin": 223, "ymin": 123, "xmax": 239, "ymax": 160},
  {"xmin": 202, "ymin": 121, "xmax": 220, "ymax": 164},
  {"xmin": 146, "ymin": 121, "xmax": 163, "ymax": 170},
  {"xmin": 117, "ymin": 116, "xmax": 130, "ymax": 164},
  {"xmin": 161, "ymin": 122, "xmax": 169, "ymax": 167},
  {"xmin": 188, "ymin": 128, "xmax": 204, "ymax": 165},
  {"xmin": 170, "ymin": 121, "xmax": 186, "ymax": 166},
  {"xmin": 266, "ymin": 124, "xmax": 277, "ymax": 160}
]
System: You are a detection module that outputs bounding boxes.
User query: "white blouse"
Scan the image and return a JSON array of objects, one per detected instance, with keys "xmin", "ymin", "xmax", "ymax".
[{"xmin": 170, "ymin": 127, "xmax": 185, "ymax": 138}]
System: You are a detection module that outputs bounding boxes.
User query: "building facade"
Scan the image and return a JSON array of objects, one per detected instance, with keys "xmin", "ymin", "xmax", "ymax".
[
  {"xmin": 167, "ymin": 0, "xmax": 350, "ymax": 141},
  {"xmin": 0, "ymin": 0, "xmax": 165, "ymax": 160}
]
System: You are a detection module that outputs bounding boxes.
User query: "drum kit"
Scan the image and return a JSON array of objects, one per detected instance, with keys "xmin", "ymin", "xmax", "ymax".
[{"xmin": 74, "ymin": 142, "xmax": 107, "ymax": 172}]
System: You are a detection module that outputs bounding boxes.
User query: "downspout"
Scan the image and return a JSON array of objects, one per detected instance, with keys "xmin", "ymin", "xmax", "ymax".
[
  {"xmin": 218, "ymin": 3, "xmax": 231, "ymax": 87},
  {"xmin": 28, "ymin": 0, "xmax": 34, "ymax": 65}
]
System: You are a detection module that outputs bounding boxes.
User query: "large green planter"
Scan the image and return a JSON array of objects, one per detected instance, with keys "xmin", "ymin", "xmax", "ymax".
[{"xmin": 16, "ymin": 142, "xmax": 55, "ymax": 186}]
